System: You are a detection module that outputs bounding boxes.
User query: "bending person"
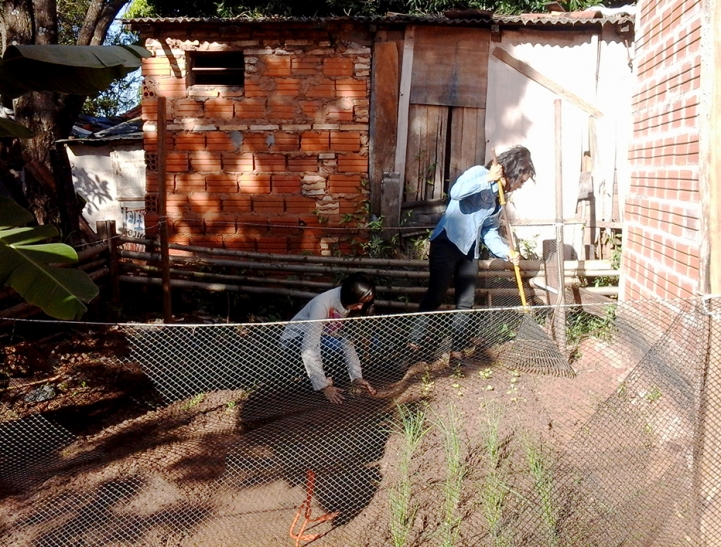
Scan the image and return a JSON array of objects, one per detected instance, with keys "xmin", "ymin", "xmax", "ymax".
[
  {"xmin": 410, "ymin": 145, "xmax": 536, "ymax": 358},
  {"xmin": 281, "ymin": 272, "xmax": 377, "ymax": 404}
]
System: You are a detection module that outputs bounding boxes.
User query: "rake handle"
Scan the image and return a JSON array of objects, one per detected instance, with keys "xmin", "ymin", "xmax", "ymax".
[{"xmin": 492, "ymin": 149, "xmax": 528, "ymax": 308}]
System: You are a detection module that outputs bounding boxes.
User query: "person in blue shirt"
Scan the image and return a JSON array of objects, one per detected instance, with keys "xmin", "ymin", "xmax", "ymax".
[{"xmin": 410, "ymin": 145, "xmax": 536, "ymax": 358}]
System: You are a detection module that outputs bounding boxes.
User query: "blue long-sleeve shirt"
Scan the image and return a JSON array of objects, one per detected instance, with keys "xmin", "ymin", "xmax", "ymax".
[{"xmin": 429, "ymin": 165, "xmax": 510, "ymax": 260}]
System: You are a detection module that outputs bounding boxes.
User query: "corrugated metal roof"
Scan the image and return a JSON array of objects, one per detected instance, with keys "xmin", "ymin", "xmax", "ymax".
[
  {"xmin": 60, "ymin": 133, "xmax": 144, "ymax": 145},
  {"xmin": 59, "ymin": 115, "xmax": 144, "ymax": 145},
  {"xmin": 123, "ymin": 12, "xmax": 634, "ymax": 29}
]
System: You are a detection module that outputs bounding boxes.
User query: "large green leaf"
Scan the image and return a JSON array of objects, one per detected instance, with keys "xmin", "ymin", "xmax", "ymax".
[
  {"xmin": 0, "ymin": 45, "xmax": 152, "ymax": 99},
  {"xmin": 0, "ymin": 198, "xmax": 34, "ymax": 229},
  {"xmin": 0, "ymin": 117, "xmax": 34, "ymax": 138},
  {"xmin": 0, "ymin": 199, "xmax": 99, "ymax": 320},
  {"xmin": 0, "ymin": 226, "xmax": 61, "ymax": 246}
]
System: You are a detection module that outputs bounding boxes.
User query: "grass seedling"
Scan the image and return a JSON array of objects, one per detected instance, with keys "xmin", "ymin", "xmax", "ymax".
[
  {"xmin": 434, "ymin": 404, "xmax": 466, "ymax": 547},
  {"xmin": 421, "ymin": 366, "xmax": 435, "ymax": 396},
  {"xmin": 644, "ymin": 386, "xmax": 662, "ymax": 403},
  {"xmin": 566, "ymin": 304, "xmax": 618, "ymax": 346},
  {"xmin": 182, "ymin": 393, "xmax": 205, "ymax": 410},
  {"xmin": 479, "ymin": 400, "xmax": 513, "ymax": 547},
  {"xmin": 482, "ymin": 401, "xmax": 502, "ymax": 469},
  {"xmin": 479, "ymin": 368, "xmax": 493, "ymax": 380},
  {"xmin": 389, "ymin": 404, "xmax": 429, "ymax": 547},
  {"xmin": 522, "ymin": 436, "xmax": 560, "ymax": 547}
]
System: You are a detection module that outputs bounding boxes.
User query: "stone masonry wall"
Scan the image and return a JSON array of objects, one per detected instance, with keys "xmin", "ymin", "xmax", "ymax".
[
  {"xmin": 624, "ymin": 0, "xmax": 702, "ymax": 299},
  {"xmin": 140, "ymin": 24, "xmax": 371, "ymax": 256}
]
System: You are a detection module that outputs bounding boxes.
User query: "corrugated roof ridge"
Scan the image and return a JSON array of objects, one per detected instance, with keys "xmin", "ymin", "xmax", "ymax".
[{"xmin": 123, "ymin": 12, "xmax": 634, "ymax": 26}]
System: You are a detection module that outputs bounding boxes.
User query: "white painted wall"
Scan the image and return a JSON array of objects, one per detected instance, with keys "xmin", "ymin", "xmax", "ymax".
[
  {"xmin": 67, "ymin": 142, "xmax": 146, "ymax": 236},
  {"xmin": 485, "ymin": 28, "xmax": 633, "ymax": 260}
]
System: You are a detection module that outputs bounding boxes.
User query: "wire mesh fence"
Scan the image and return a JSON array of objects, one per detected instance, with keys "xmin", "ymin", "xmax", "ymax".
[{"xmin": 1, "ymin": 296, "xmax": 720, "ymax": 546}]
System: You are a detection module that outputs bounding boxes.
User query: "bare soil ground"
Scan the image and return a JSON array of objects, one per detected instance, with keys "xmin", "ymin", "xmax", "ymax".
[{"xmin": 1, "ymin": 321, "xmax": 674, "ymax": 547}]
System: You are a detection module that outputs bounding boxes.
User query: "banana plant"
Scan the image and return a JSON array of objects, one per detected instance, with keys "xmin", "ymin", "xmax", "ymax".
[
  {"xmin": 0, "ymin": 198, "xmax": 99, "ymax": 320},
  {"xmin": 0, "ymin": 118, "xmax": 34, "ymax": 138},
  {"xmin": 0, "ymin": 44, "xmax": 151, "ymax": 100},
  {"xmin": 0, "ymin": 44, "xmax": 151, "ymax": 314},
  {"xmin": 0, "ymin": 44, "xmax": 151, "ymax": 137}
]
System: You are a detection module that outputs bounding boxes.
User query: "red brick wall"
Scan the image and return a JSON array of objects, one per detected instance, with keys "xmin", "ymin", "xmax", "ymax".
[
  {"xmin": 140, "ymin": 25, "xmax": 371, "ymax": 255},
  {"xmin": 624, "ymin": 0, "xmax": 702, "ymax": 299}
]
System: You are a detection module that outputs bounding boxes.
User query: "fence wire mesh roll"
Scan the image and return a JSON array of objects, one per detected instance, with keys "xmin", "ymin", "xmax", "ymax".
[{"xmin": 1, "ymin": 297, "xmax": 721, "ymax": 546}]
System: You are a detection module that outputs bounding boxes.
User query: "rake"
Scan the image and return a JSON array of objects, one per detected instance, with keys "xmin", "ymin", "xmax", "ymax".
[{"xmin": 493, "ymin": 151, "xmax": 574, "ymax": 377}]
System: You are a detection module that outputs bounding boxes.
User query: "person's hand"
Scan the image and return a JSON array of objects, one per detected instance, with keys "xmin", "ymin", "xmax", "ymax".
[
  {"xmin": 489, "ymin": 162, "xmax": 504, "ymax": 182},
  {"xmin": 407, "ymin": 341, "xmax": 421, "ymax": 352},
  {"xmin": 321, "ymin": 378, "xmax": 345, "ymax": 404},
  {"xmin": 508, "ymin": 249, "xmax": 521, "ymax": 267},
  {"xmin": 352, "ymin": 378, "xmax": 376, "ymax": 396}
]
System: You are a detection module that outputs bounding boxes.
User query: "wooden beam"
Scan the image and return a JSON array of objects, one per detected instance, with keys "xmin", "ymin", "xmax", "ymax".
[
  {"xmin": 492, "ymin": 46, "xmax": 604, "ymax": 118},
  {"xmin": 695, "ymin": 1, "xmax": 721, "ymax": 545},
  {"xmin": 370, "ymin": 40, "xmax": 400, "ymax": 220},
  {"xmin": 704, "ymin": 0, "xmax": 721, "ymax": 294},
  {"xmin": 393, "ymin": 25, "xmax": 415, "ymax": 223}
]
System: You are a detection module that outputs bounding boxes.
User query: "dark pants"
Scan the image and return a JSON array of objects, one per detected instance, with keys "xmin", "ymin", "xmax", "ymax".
[
  {"xmin": 418, "ymin": 233, "xmax": 479, "ymax": 312},
  {"xmin": 411, "ymin": 232, "xmax": 478, "ymax": 352}
]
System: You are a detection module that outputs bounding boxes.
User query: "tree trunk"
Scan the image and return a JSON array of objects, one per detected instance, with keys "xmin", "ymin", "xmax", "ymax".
[
  {"xmin": 1, "ymin": 0, "xmax": 129, "ymax": 239},
  {"xmin": 0, "ymin": 0, "xmax": 34, "ymax": 51}
]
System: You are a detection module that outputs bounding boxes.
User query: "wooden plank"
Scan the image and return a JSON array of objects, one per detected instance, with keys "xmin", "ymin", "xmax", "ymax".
[
  {"xmin": 370, "ymin": 40, "xmax": 400, "ymax": 219},
  {"xmin": 449, "ymin": 107, "xmax": 486, "ymax": 184},
  {"xmin": 428, "ymin": 106, "xmax": 448, "ymax": 201},
  {"xmin": 404, "ymin": 105, "xmax": 448, "ymax": 202},
  {"xmin": 392, "ymin": 25, "xmax": 415, "ymax": 227},
  {"xmin": 492, "ymin": 46, "xmax": 604, "ymax": 118},
  {"xmin": 404, "ymin": 104, "xmax": 425, "ymax": 202},
  {"xmin": 410, "ymin": 27, "xmax": 490, "ymax": 108}
]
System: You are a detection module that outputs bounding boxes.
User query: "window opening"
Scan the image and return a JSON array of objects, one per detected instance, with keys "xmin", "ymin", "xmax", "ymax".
[{"xmin": 189, "ymin": 51, "xmax": 245, "ymax": 87}]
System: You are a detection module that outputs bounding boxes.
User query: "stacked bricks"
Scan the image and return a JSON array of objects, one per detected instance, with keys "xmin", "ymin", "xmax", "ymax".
[
  {"xmin": 140, "ymin": 25, "xmax": 371, "ymax": 255},
  {"xmin": 624, "ymin": 0, "xmax": 702, "ymax": 300}
]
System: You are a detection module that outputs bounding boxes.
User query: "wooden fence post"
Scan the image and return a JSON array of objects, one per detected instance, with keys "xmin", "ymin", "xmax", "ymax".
[
  {"xmin": 157, "ymin": 96, "xmax": 173, "ymax": 324},
  {"xmin": 96, "ymin": 220, "xmax": 120, "ymax": 304}
]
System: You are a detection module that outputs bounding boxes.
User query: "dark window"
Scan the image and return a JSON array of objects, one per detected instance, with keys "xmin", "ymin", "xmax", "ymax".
[{"xmin": 189, "ymin": 51, "xmax": 245, "ymax": 87}]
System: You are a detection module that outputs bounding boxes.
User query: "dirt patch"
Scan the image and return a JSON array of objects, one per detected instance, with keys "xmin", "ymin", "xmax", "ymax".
[
  {"xmin": 0, "ymin": 326, "xmax": 162, "ymax": 435},
  {"xmin": 0, "ymin": 322, "xmax": 690, "ymax": 546}
]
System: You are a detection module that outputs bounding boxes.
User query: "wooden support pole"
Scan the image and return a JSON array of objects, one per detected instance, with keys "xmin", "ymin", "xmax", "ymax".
[
  {"xmin": 96, "ymin": 220, "xmax": 120, "ymax": 304},
  {"xmin": 157, "ymin": 96, "xmax": 173, "ymax": 324},
  {"xmin": 695, "ymin": 0, "xmax": 721, "ymax": 542},
  {"xmin": 118, "ymin": 275, "xmax": 551, "ymax": 310},
  {"xmin": 115, "ymin": 234, "xmax": 618, "ymax": 273},
  {"xmin": 554, "ymin": 99, "xmax": 567, "ymax": 351}
]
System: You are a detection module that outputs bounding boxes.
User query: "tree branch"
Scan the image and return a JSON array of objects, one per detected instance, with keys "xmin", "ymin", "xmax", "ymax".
[{"xmin": 78, "ymin": 0, "xmax": 128, "ymax": 46}]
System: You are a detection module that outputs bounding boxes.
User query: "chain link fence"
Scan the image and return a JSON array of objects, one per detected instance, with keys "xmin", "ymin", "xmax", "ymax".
[{"xmin": 1, "ymin": 296, "xmax": 720, "ymax": 546}]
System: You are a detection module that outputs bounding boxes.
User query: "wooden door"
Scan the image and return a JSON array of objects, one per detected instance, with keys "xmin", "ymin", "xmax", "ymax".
[{"xmin": 402, "ymin": 26, "xmax": 490, "ymax": 209}]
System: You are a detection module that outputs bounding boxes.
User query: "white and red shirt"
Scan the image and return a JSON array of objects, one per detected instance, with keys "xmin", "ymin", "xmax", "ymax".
[{"xmin": 280, "ymin": 287, "xmax": 363, "ymax": 390}]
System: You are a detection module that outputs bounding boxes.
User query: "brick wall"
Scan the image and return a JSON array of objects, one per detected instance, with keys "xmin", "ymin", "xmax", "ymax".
[
  {"xmin": 624, "ymin": 0, "xmax": 702, "ymax": 299},
  {"xmin": 140, "ymin": 24, "xmax": 371, "ymax": 255}
]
